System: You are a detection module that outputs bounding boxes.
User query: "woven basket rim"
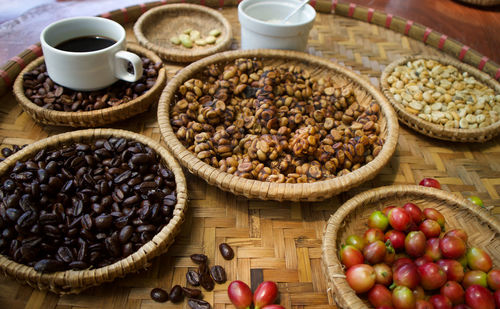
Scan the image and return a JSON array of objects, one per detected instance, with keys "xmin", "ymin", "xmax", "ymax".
[
  {"xmin": 133, "ymin": 3, "xmax": 233, "ymax": 63},
  {"xmin": 157, "ymin": 49, "xmax": 399, "ymax": 201},
  {"xmin": 12, "ymin": 43, "xmax": 166, "ymax": 127},
  {"xmin": 0, "ymin": 128, "xmax": 188, "ymax": 294},
  {"xmin": 321, "ymin": 184, "xmax": 500, "ymax": 308},
  {"xmin": 380, "ymin": 55, "xmax": 500, "ymax": 142}
]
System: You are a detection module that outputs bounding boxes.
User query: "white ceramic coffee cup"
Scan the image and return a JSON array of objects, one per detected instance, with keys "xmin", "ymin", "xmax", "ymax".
[{"xmin": 40, "ymin": 16, "xmax": 143, "ymax": 91}]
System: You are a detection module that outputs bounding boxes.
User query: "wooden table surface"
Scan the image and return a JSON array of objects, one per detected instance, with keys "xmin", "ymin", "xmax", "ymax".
[{"xmin": 0, "ymin": 1, "xmax": 499, "ymax": 309}]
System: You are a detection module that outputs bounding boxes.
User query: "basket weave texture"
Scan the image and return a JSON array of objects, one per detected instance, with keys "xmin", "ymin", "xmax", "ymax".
[
  {"xmin": 158, "ymin": 49, "xmax": 399, "ymax": 201},
  {"xmin": 380, "ymin": 55, "xmax": 500, "ymax": 142},
  {"xmin": 133, "ymin": 3, "xmax": 233, "ymax": 63},
  {"xmin": 12, "ymin": 43, "xmax": 166, "ymax": 128},
  {"xmin": 0, "ymin": 128, "xmax": 188, "ymax": 294},
  {"xmin": 322, "ymin": 185, "xmax": 500, "ymax": 308}
]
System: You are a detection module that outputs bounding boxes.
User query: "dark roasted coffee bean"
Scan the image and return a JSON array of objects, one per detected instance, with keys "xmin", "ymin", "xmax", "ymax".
[
  {"xmin": 150, "ymin": 288, "xmax": 169, "ymax": 303},
  {"xmin": 1, "ymin": 147, "xmax": 13, "ymax": 158},
  {"xmin": 122, "ymin": 242, "xmax": 134, "ymax": 257},
  {"xmin": 105, "ymin": 236, "xmax": 121, "ymax": 257},
  {"xmin": 6, "ymin": 208, "xmax": 22, "ymax": 222},
  {"xmin": 130, "ymin": 153, "xmax": 149, "ymax": 164},
  {"xmin": 190, "ymin": 254, "xmax": 208, "ymax": 265},
  {"xmin": 210, "ymin": 265, "xmax": 227, "ymax": 284},
  {"xmin": 118, "ymin": 225, "xmax": 133, "ymax": 243},
  {"xmin": 34, "ymin": 259, "xmax": 66, "ymax": 272},
  {"xmin": 17, "ymin": 211, "xmax": 37, "ymax": 229},
  {"xmin": 219, "ymin": 243, "xmax": 234, "ymax": 260},
  {"xmin": 81, "ymin": 214, "xmax": 93, "ymax": 231},
  {"xmin": 186, "ymin": 270, "xmax": 201, "ymax": 286},
  {"xmin": 69, "ymin": 261, "xmax": 88, "ymax": 270},
  {"xmin": 188, "ymin": 298, "xmax": 211, "ymax": 309},
  {"xmin": 169, "ymin": 285, "xmax": 184, "ymax": 303},
  {"xmin": 94, "ymin": 214, "xmax": 113, "ymax": 230},
  {"xmin": 57, "ymin": 246, "xmax": 74, "ymax": 263},
  {"xmin": 182, "ymin": 287, "xmax": 202, "ymax": 299},
  {"xmin": 200, "ymin": 271, "xmax": 215, "ymax": 291}
]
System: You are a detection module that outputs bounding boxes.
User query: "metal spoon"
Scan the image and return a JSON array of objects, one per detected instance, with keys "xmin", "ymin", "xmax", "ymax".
[{"xmin": 281, "ymin": 0, "xmax": 311, "ymax": 23}]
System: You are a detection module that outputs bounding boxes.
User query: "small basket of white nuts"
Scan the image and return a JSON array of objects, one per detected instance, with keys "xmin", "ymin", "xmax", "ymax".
[
  {"xmin": 133, "ymin": 3, "xmax": 233, "ymax": 63},
  {"xmin": 381, "ymin": 55, "xmax": 500, "ymax": 142}
]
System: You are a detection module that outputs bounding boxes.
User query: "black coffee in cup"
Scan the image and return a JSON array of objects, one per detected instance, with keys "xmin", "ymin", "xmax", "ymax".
[{"xmin": 55, "ymin": 35, "xmax": 116, "ymax": 52}]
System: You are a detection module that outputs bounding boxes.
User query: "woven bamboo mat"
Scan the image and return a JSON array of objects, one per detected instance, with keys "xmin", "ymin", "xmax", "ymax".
[{"xmin": 0, "ymin": 6, "xmax": 499, "ymax": 309}]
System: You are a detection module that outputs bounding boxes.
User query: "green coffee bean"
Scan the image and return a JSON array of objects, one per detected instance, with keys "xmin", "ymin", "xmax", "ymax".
[
  {"xmin": 170, "ymin": 36, "xmax": 181, "ymax": 45},
  {"xmin": 209, "ymin": 29, "xmax": 221, "ymax": 37}
]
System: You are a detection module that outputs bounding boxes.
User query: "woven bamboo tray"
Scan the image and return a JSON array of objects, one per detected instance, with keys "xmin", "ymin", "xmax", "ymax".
[
  {"xmin": 0, "ymin": 1, "xmax": 500, "ymax": 308},
  {"xmin": 134, "ymin": 3, "xmax": 232, "ymax": 63},
  {"xmin": 158, "ymin": 49, "xmax": 399, "ymax": 201},
  {"xmin": 322, "ymin": 185, "xmax": 500, "ymax": 308},
  {"xmin": 381, "ymin": 55, "xmax": 500, "ymax": 142},
  {"xmin": 0, "ymin": 128, "xmax": 188, "ymax": 294},
  {"xmin": 12, "ymin": 43, "xmax": 166, "ymax": 127}
]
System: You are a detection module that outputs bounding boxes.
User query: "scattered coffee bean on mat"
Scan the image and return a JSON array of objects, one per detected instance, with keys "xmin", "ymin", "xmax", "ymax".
[
  {"xmin": 182, "ymin": 287, "xmax": 202, "ymax": 299},
  {"xmin": 188, "ymin": 298, "xmax": 211, "ymax": 309},
  {"xmin": 186, "ymin": 270, "xmax": 201, "ymax": 286},
  {"xmin": 219, "ymin": 242, "xmax": 234, "ymax": 260},
  {"xmin": 150, "ymin": 288, "xmax": 169, "ymax": 303},
  {"xmin": 0, "ymin": 137, "xmax": 177, "ymax": 272},
  {"xmin": 190, "ymin": 253, "xmax": 208, "ymax": 264},
  {"xmin": 169, "ymin": 285, "xmax": 184, "ymax": 303},
  {"xmin": 22, "ymin": 57, "xmax": 162, "ymax": 112},
  {"xmin": 210, "ymin": 265, "xmax": 227, "ymax": 284}
]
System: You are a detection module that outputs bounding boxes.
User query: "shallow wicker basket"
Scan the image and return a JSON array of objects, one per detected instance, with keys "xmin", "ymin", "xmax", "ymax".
[
  {"xmin": 133, "ymin": 3, "xmax": 233, "ymax": 63},
  {"xmin": 13, "ymin": 43, "xmax": 166, "ymax": 128},
  {"xmin": 380, "ymin": 55, "xmax": 500, "ymax": 142},
  {"xmin": 0, "ymin": 128, "xmax": 187, "ymax": 294},
  {"xmin": 322, "ymin": 185, "xmax": 500, "ymax": 308},
  {"xmin": 158, "ymin": 49, "xmax": 399, "ymax": 201}
]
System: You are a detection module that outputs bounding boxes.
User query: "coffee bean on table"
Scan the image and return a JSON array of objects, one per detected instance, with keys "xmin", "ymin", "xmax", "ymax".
[
  {"xmin": 150, "ymin": 288, "xmax": 169, "ymax": 303},
  {"xmin": 210, "ymin": 265, "xmax": 227, "ymax": 284},
  {"xmin": 186, "ymin": 270, "xmax": 201, "ymax": 286},
  {"xmin": 169, "ymin": 285, "xmax": 184, "ymax": 303},
  {"xmin": 200, "ymin": 270, "xmax": 215, "ymax": 291},
  {"xmin": 182, "ymin": 287, "xmax": 202, "ymax": 299},
  {"xmin": 188, "ymin": 298, "xmax": 212, "ymax": 309},
  {"xmin": 0, "ymin": 138, "xmax": 177, "ymax": 273},
  {"xmin": 219, "ymin": 243, "xmax": 234, "ymax": 260},
  {"xmin": 190, "ymin": 253, "xmax": 207, "ymax": 264}
]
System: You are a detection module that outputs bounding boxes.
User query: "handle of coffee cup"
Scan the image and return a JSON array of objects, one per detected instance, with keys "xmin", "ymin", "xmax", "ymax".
[{"xmin": 114, "ymin": 51, "xmax": 143, "ymax": 82}]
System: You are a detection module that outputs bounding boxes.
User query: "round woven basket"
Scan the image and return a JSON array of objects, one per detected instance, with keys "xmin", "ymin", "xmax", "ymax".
[
  {"xmin": 133, "ymin": 3, "xmax": 233, "ymax": 63},
  {"xmin": 0, "ymin": 128, "xmax": 187, "ymax": 294},
  {"xmin": 12, "ymin": 43, "xmax": 166, "ymax": 128},
  {"xmin": 158, "ymin": 49, "xmax": 399, "ymax": 201},
  {"xmin": 380, "ymin": 55, "xmax": 500, "ymax": 142},
  {"xmin": 321, "ymin": 185, "xmax": 500, "ymax": 308}
]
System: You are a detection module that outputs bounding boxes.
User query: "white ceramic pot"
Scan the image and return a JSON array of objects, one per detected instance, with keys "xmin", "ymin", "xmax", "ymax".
[{"xmin": 238, "ymin": 0, "xmax": 316, "ymax": 51}]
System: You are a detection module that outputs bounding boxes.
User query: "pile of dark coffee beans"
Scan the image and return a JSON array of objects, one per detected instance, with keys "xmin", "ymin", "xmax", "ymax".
[
  {"xmin": 22, "ymin": 57, "xmax": 162, "ymax": 112},
  {"xmin": 0, "ymin": 137, "xmax": 177, "ymax": 272},
  {"xmin": 150, "ymin": 243, "xmax": 235, "ymax": 308}
]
